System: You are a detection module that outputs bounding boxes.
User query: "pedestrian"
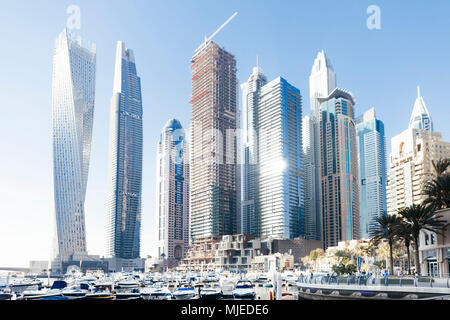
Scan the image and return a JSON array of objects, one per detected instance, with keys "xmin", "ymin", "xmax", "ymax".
[
  {"xmin": 383, "ymin": 269, "xmax": 389, "ymax": 286},
  {"xmin": 414, "ymin": 272, "xmax": 419, "ymax": 287}
]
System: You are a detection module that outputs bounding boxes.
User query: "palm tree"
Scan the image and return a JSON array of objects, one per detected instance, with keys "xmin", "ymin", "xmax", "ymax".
[
  {"xmin": 398, "ymin": 204, "xmax": 446, "ymax": 275},
  {"xmin": 370, "ymin": 214, "xmax": 402, "ymax": 275},
  {"xmin": 423, "ymin": 174, "xmax": 450, "ymax": 209},
  {"xmin": 424, "ymin": 158, "xmax": 450, "ymax": 210},
  {"xmin": 431, "ymin": 158, "xmax": 450, "ymax": 176},
  {"xmin": 394, "ymin": 221, "xmax": 414, "ymax": 274}
]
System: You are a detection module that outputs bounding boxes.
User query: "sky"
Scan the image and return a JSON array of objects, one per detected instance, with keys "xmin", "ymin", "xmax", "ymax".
[{"xmin": 0, "ymin": 0, "xmax": 449, "ymax": 267}]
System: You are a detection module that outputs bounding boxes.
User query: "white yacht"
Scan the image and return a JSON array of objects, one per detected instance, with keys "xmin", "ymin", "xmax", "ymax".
[
  {"xmin": 140, "ymin": 284, "xmax": 172, "ymax": 300},
  {"xmin": 232, "ymin": 280, "xmax": 256, "ymax": 300},
  {"xmin": 20, "ymin": 280, "xmax": 67, "ymax": 300},
  {"xmin": 172, "ymin": 285, "xmax": 199, "ymax": 300},
  {"xmin": 200, "ymin": 284, "xmax": 222, "ymax": 300}
]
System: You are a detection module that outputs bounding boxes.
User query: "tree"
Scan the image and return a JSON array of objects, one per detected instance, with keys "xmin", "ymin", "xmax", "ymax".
[
  {"xmin": 398, "ymin": 204, "xmax": 446, "ymax": 275},
  {"xmin": 370, "ymin": 214, "xmax": 402, "ymax": 275},
  {"xmin": 431, "ymin": 158, "xmax": 450, "ymax": 176},
  {"xmin": 424, "ymin": 158, "xmax": 450, "ymax": 210},
  {"xmin": 423, "ymin": 175, "xmax": 450, "ymax": 210},
  {"xmin": 394, "ymin": 221, "xmax": 414, "ymax": 274}
]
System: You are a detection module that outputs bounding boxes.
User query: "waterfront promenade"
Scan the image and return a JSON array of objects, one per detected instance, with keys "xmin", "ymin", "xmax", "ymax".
[{"xmin": 295, "ymin": 275, "xmax": 450, "ymax": 300}]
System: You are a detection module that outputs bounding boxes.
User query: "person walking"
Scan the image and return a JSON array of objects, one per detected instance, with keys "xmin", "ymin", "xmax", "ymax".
[{"xmin": 383, "ymin": 269, "xmax": 389, "ymax": 286}]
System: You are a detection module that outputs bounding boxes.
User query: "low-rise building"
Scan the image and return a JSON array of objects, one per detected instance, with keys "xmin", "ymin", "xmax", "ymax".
[
  {"xmin": 419, "ymin": 208, "xmax": 450, "ymax": 277},
  {"xmin": 252, "ymin": 253, "xmax": 295, "ymax": 272}
]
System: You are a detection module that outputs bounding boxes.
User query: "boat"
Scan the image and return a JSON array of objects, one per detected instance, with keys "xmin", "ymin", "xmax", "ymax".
[
  {"xmin": 200, "ymin": 285, "xmax": 222, "ymax": 300},
  {"xmin": 20, "ymin": 280, "xmax": 67, "ymax": 300},
  {"xmin": 232, "ymin": 281, "xmax": 256, "ymax": 300},
  {"xmin": 255, "ymin": 274, "xmax": 269, "ymax": 283},
  {"xmin": 116, "ymin": 278, "xmax": 139, "ymax": 289},
  {"xmin": 220, "ymin": 278, "xmax": 235, "ymax": 297},
  {"xmin": 204, "ymin": 273, "xmax": 220, "ymax": 283},
  {"xmin": 172, "ymin": 285, "xmax": 199, "ymax": 300},
  {"xmin": 114, "ymin": 288, "xmax": 142, "ymax": 300},
  {"xmin": 140, "ymin": 284, "xmax": 172, "ymax": 300},
  {"xmin": 0, "ymin": 288, "xmax": 13, "ymax": 300},
  {"xmin": 9, "ymin": 278, "xmax": 42, "ymax": 294},
  {"xmin": 61, "ymin": 283, "xmax": 90, "ymax": 299},
  {"xmin": 84, "ymin": 289, "xmax": 114, "ymax": 300}
]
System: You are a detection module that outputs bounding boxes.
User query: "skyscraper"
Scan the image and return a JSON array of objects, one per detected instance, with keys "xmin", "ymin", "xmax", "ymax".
[
  {"xmin": 241, "ymin": 67, "xmax": 304, "ymax": 239},
  {"xmin": 356, "ymin": 108, "xmax": 387, "ymax": 239},
  {"xmin": 387, "ymin": 87, "xmax": 450, "ymax": 215},
  {"xmin": 156, "ymin": 119, "xmax": 189, "ymax": 268},
  {"xmin": 190, "ymin": 41, "xmax": 239, "ymax": 241},
  {"xmin": 256, "ymin": 77, "xmax": 304, "ymax": 239},
  {"xmin": 318, "ymin": 88, "xmax": 359, "ymax": 249},
  {"xmin": 52, "ymin": 29, "xmax": 96, "ymax": 265},
  {"xmin": 106, "ymin": 41, "xmax": 143, "ymax": 259},
  {"xmin": 304, "ymin": 51, "xmax": 337, "ymax": 241},
  {"xmin": 241, "ymin": 65, "xmax": 267, "ymax": 236}
]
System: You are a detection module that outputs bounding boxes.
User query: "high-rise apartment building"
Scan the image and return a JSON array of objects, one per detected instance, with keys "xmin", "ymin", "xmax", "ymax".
[
  {"xmin": 304, "ymin": 51, "xmax": 337, "ymax": 241},
  {"xmin": 318, "ymin": 88, "xmax": 359, "ymax": 249},
  {"xmin": 356, "ymin": 108, "xmax": 387, "ymax": 239},
  {"xmin": 189, "ymin": 41, "xmax": 239, "ymax": 241},
  {"xmin": 241, "ymin": 67, "xmax": 304, "ymax": 239},
  {"xmin": 156, "ymin": 119, "xmax": 190, "ymax": 268},
  {"xmin": 52, "ymin": 29, "xmax": 96, "ymax": 265},
  {"xmin": 387, "ymin": 87, "xmax": 450, "ymax": 215},
  {"xmin": 241, "ymin": 66, "xmax": 267, "ymax": 235},
  {"xmin": 106, "ymin": 41, "xmax": 143, "ymax": 259}
]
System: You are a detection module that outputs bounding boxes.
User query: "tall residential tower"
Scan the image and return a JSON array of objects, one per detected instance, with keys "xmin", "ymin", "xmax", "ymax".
[
  {"xmin": 52, "ymin": 29, "xmax": 96, "ymax": 266},
  {"xmin": 107, "ymin": 41, "xmax": 143, "ymax": 259},
  {"xmin": 304, "ymin": 51, "xmax": 337, "ymax": 241},
  {"xmin": 156, "ymin": 119, "xmax": 190, "ymax": 268},
  {"xmin": 318, "ymin": 88, "xmax": 359, "ymax": 249},
  {"xmin": 387, "ymin": 87, "xmax": 450, "ymax": 215},
  {"xmin": 240, "ymin": 65, "xmax": 267, "ymax": 235},
  {"xmin": 356, "ymin": 108, "xmax": 387, "ymax": 239},
  {"xmin": 189, "ymin": 41, "xmax": 239, "ymax": 241},
  {"xmin": 241, "ymin": 66, "xmax": 304, "ymax": 238}
]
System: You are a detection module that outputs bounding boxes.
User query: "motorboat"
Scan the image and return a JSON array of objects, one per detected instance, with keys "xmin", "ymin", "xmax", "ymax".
[
  {"xmin": 9, "ymin": 278, "xmax": 42, "ymax": 294},
  {"xmin": 61, "ymin": 283, "xmax": 90, "ymax": 299},
  {"xmin": 232, "ymin": 281, "xmax": 256, "ymax": 300},
  {"xmin": 116, "ymin": 277, "xmax": 139, "ymax": 289},
  {"xmin": 172, "ymin": 285, "xmax": 199, "ymax": 300},
  {"xmin": 114, "ymin": 288, "xmax": 142, "ymax": 300},
  {"xmin": 219, "ymin": 278, "xmax": 235, "ymax": 297},
  {"xmin": 84, "ymin": 288, "xmax": 114, "ymax": 300},
  {"xmin": 255, "ymin": 274, "xmax": 269, "ymax": 283},
  {"xmin": 204, "ymin": 273, "xmax": 220, "ymax": 283},
  {"xmin": 200, "ymin": 285, "xmax": 222, "ymax": 300},
  {"xmin": 20, "ymin": 280, "xmax": 67, "ymax": 300},
  {"xmin": 140, "ymin": 284, "xmax": 172, "ymax": 300}
]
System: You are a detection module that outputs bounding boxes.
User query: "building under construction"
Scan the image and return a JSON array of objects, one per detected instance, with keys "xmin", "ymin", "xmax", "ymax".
[{"xmin": 189, "ymin": 40, "xmax": 239, "ymax": 241}]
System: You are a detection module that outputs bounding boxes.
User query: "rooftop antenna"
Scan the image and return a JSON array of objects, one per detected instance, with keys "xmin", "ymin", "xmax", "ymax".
[
  {"xmin": 256, "ymin": 55, "xmax": 259, "ymax": 68},
  {"xmin": 195, "ymin": 12, "xmax": 238, "ymax": 53}
]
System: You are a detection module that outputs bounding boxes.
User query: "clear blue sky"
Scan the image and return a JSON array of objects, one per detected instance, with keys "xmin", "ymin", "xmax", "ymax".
[{"xmin": 1, "ymin": 0, "xmax": 449, "ymax": 267}]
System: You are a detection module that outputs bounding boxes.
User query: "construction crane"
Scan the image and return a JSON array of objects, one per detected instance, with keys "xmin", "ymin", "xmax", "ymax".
[{"xmin": 194, "ymin": 11, "xmax": 238, "ymax": 53}]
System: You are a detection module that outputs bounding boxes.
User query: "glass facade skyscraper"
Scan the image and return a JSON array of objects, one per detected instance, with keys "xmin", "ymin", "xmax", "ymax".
[
  {"xmin": 157, "ymin": 119, "xmax": 189, "ymax": 268},
  {"xmin": 52, "ymin": 29, "xmax": 96, "ymax": 265},
  {"xmin": 242, "ymin": 72, "xmax": 304, "ymax": 239},
  {"xmin": 241, "ymin": 66, "xmax": 267, "ymax": 236},
  {"xmin": 318, "ymin": 88, "xmax": 359, "ymax": 249},
  {"xmin": 107, "ymin": 41, "xmax": 143, "ymax": 259},
  {"xmin": 304, "ymin": 51, "xmax": 337, "ymax": 241},
  {"xmin": 356, "ymin": 108, "xmax": 387, "ymax": 239}
]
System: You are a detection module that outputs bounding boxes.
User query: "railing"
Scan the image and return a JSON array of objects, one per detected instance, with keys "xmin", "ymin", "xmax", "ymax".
[{"xmin": 296, "ymin": 274, "xmax": 450, "ymax": 289}]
